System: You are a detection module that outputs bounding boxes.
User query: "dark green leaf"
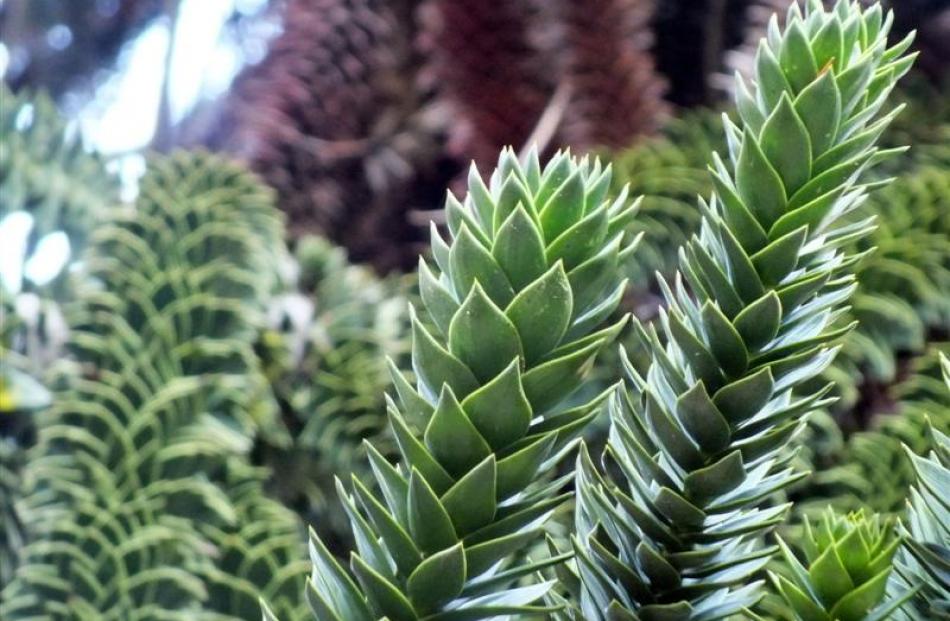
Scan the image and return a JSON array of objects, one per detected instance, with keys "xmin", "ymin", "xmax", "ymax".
[
  {"xmin": 424, "ymin": 386, "xmax": 493, "ymax": 478},
  {"xmin": 760, "ymin": 94, "xmax": 812, "ymax": 195},
  {"xmin": 350, "ymin": 554, "xmax": 417, "ymax": 621},
  {"xmin": 412, "ymin": 313, "xmax": 479, "ymax": 401},
  {"xmin": 408, "ymin": 470, "xmax": 459, "ymax": 555},
  {"xmin": 736, "ymin": 129, "xmax": 787, "ymax": 230},
  {"xmin": 492, "ymin": 205, "xmax": 547, "ymax": 290},
  {"xmin": 407, "ymin": 543, "xmax": 466, "ymax": 615},
  {"xmin": 780, "ymin": 19, "xmax": 819, "ymax": 92},
  {"xmin": 505, "ymin": 262, "xmax": 572, "ymax": 364},
  {"xmin": 461, "ymin": 359, "xmax": 532, "ymax": 451},
  {"xmin": 750, "ymin": 226, "xmax": 807, "ymax": 287},
  {"xmin": 677, "ymin": 381, "xmax": 731, "ymax": 455},
  {"xmin": 712, "ymin": 367, "xmax": 775, "ymax": 425},
  {"xmin": 733, "ymin": 291, "xmax": 782, "ymax": 351},
  {"xmin": 539, "ymin": 169, "xmax": 585, "ymax": 242},
  {"xmin": 449, "ymin": 225, "xmax": 515, "ymax": 308},
  {"xmin": 794, "ymin": 70, "xmax": 841, "ymax": 156},
  {"xmin": 701, "ymin": 302, "xmax": 748, "ymax": 377},
  {"xmin": 440, "ymin": 456, "xmax": 497, "ymax": 536}
]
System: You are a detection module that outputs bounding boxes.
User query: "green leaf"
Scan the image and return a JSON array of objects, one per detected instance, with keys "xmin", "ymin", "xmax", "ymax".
[
  {"xmin": 750, "ymin": 226, "xmax": 807, "ymax": 287},
  {"xmin": 465, "ymin": 530, "xmax": 543, "ymax": 581},
  {"xmin": 701, "ymin": 302, "xmax": 748, "ymax": 377},
  {"xmin": 424, "ymin": 385, "xmax": 493, "ymax": 478},
  {"xmin": 494, "ymin": 173, "xmax": 534, "ymax": 234},
  {"xmin": 350, "ymin": 554, "xmax": 417, "ymax": 621},
  {"xmin": 567, "ymin": 235, "xmax": 621, "ymax": 316},
  {"xmin": 412, "ymin": 313, "xmax": 478, "ymax": 402},
  {"xmin": 419, "ymin": 258, "xmax": 459, "ymax": 336},
  {"xmin": 711, "ymin": 161, "xmax": 769, "ymax": 253},
  {"xmin": 768, "ymin": 185, "xmax": 844, "ymax": 241},
  {"xmin": 522, "ymin": 340, "xmax": 602, "ymax": 413},
  {"xmin": 654, "ymin": 488, "xmax": 706, "ymax": 528},
  {"xmin": 717, "ymin": 220, "xmax": 765, "ymax": 304},
  {"xmin": 780, "ymin": 19, "xmax": 819, "ymax": 93},
  {"xmin": 448, "ymin": 283, "xmax": 523, "ymax": 383},
  {"xmin": 308, "ymin": 530, "xmax": 373, "ymax": 621},
  {"xmin": 684, "ymin": 450, "xmax": 746, "ymax": 500},
  {"xmin": 676, "ymin": 381, "xmax": 731, "ymax": 455},
  {"xmin": 365, "ymin": 441, "xmax": 410, "ymax": 524},
  {"xmin": 492, "ymin": 205, "xmax": 548, "ymax": 290},
  {"xmin": 760, "ymin": 94, "xmax": 812, "ymax": 195},
  {"xmin": 388, "ymin": 408, "xmax": 453, "ymax": 491},
  {"xmin": 688, "ymin": 242, "xmax": 745, "ymax": 319},
  {"xmin": 461, "ymin": 359, "xmax": 532, "ymax": 451},
  {"xmin": 711, "ymin": 367, "xmax": 775, "ymax": 425},
  {"xmin": 449, "ymin": 225, "xmax": 515, "ymax": 308},
  {"xmin": 389, "ymin": 407, "xmax": 455, "ymax": 495},
  {"xmin": 773, "ymin": 574, "xmax": 829, "ymax": 621},
  {"xmin": 539, "ymin": 169, "xmax": 586, "ymax": 242},
  {"xmin": 440, "ymin": 456, "xmax": 497, "ymax": 535},
  {"xmin": 467, "ymin": 163, "xmax": 495, "ymax": 230},
  {"xmin": 496, "ymin": 434, "xmax": 557, "ymax": 500},
  {"xmin": 756, "ymin": 40, "xmax": 792, "ymax": 110},
  {"xmin": 545, "ymin": 202, "xmax": 609, "ymax": 270},
  {"xmin": 668, "ymin": 311, "xmax": 724, "ymax": 393},
  {"xmin": 636, "ymin": 541, "xmax": 681, "ymax": 590},
  {"xmin": 408, "ymin": 470, "xmax": 459, "ymax": 556},
  {"xmin": 646, "ymin": 392, "xmax": 704, "ymax": 471},
  {"xmin": 536, "ymin": 151, "xmax": 571, "ymax": 207},
  {"xmin": 786, "ymin": 152, "xmax": 871, "ymax": 211},
  {"xmin": 446, "ymin": 190, "xmax": 490, "ymax": 246},
  {"xmin": 505, "ymin": 262, "xmax": 573, "ymax": 364},
  {"xmin": 794, "ymin": 70, "xmax": 841, "ymax": 156},
  {"xmin": 407, "ymin": 543, "xmax": 466, "ymax": 615},
  {"xmin": 736, "ymin": 128, "xmax": 787, "ymax": 230},
  {"xmin": 351, "ymin": 477, "xmax": 422, "ymax": 577},
  {"xmin": 808, "ymin": 545, "xmax": 855, "ymax": 609},
  {"xmin": 811, "ymin": 16, "xmax": 843, "ymax": 71}
]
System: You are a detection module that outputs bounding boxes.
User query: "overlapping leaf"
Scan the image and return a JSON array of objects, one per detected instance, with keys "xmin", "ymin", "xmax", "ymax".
[
  {"xmin": 572, "ymin": 2, "xmax": 916, "ymax": 618},
  {"xmin": 304, "ymin": 146, "xmax": 641, "ymax": 620},
  {"xmin": 0, "ymin": 153, "xmax": 308, "ymax": 620}
]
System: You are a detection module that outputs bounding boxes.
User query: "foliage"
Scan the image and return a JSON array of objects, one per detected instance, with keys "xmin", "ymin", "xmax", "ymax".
[
  {"xmin": 610, "ymin": 108, "xmax": 724, "ymax": 287},
  {"xmin": 0, "ymin": 152, "xmax": 307, "ymax": 620},
  {"xmin": 0, "ymin": 83, "xmax": 117, "ymax": 277},
  {"xmin": 890, "ymin": 422, "xmax": 950, "ymax": 620},
  {"xmin": 771, "ymin": 510, "xmax": 910, "ymax": 620},
  {"xmin": 571, "ymin": 2, "xmax": 915, "ymax": 619},
  {"xmin": 299, "ymin": 147, "xmax": 641, "ymax": 620},
  {"xmin": 791, "ymin": 345, "xmax": 950, "ymax": 519},
  {"xmin": 0, "ymin": 83, "xmax": 114, "ymax": 591},
  {"xmin": 819, "ymin": 164, "xmax": 949, "ymax": 414},
  {"xmin": 260, "ymin": 236, "xmax": 410, "ymax": 549}
]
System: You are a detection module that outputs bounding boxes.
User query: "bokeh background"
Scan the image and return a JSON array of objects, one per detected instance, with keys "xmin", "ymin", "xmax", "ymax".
[
  {"xmin": 2, "ymin": 0, "xmax": 946, "ymax": 280},
  {"xmin": 1, "ymin": 0, "xmax": 948, "ymax": 598}
]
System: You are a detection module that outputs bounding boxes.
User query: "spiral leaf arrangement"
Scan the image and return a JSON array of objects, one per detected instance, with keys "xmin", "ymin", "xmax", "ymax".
[
  {"xmin": 772, "ymin": 510, "xmax": 912, "ymax": 620},
  {"xmin": 1, "ymin": 153, "xmax": 307, "ymax": 620},
  {"xmin": 572, "ymin": 1, "xmax": 915, "ymax": 618},
  {"xmin": 889, "ymin": 358, "xmax": 950, "ymax": 620},
  {"xmin": 261, "ymin": 235, "xmax": 410, "ymax": 547},
  {"xmin": 298, "ymin": 146, "xmax": 641, "ymax": 620}
]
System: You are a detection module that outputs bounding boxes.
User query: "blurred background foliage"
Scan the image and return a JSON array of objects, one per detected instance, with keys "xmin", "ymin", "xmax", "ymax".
[{"xmin": 0, "ymin": 0, "xmax": 947, "ymax": 612}]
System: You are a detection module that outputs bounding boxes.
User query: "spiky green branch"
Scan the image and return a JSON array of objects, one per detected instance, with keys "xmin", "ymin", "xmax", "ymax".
[
  {"xmin": 300, "ymin": 147, "xmax": 640, "ymax": 620},
  {"xmin": 1, "ymin": 153, "xmax": 308, "ymax": 620},
  {"xmin": 573, "ymin": 2, "xmax": 916, "ymax": 618}
]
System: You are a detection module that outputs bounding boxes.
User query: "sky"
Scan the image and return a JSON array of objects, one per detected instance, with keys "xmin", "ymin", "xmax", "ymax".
[{"xmin": 1, "ymin": 0, "xmax": 272, "ymax": 294}]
